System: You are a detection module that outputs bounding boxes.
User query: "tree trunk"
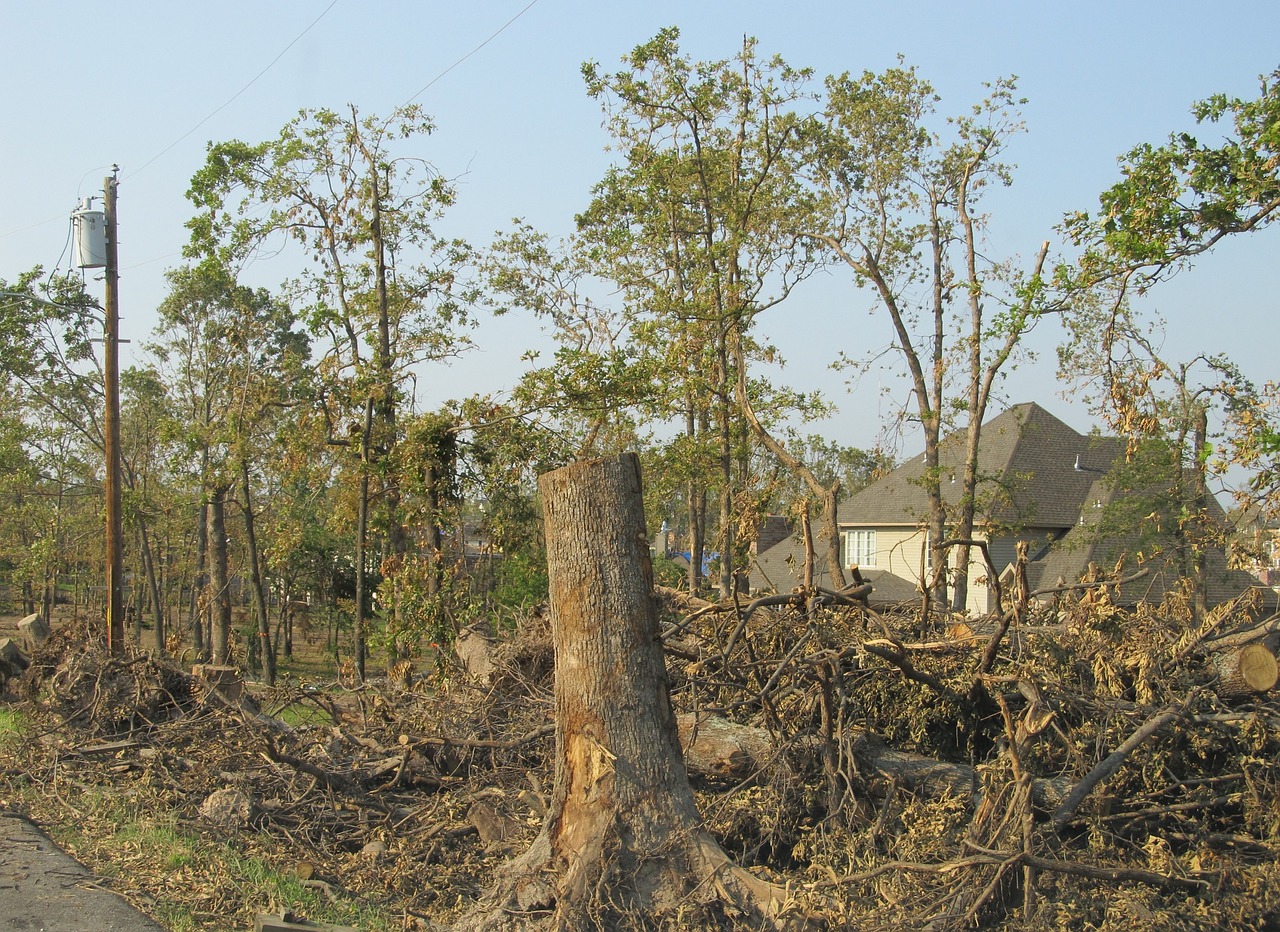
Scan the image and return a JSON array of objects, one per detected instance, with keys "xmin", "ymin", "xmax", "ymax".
[
  {"xmin": 207, "ymin": 485, "xmax": 231, "ymax": 665},
  {"xmin": 241, "ymin": 460, "xmax": 276, "ymax": 685},
  {"xmin": 460, "ymin": 453, "xmax": 794, "ymax": 930},
  {"xmin": 801, "ymin": 501, "xmax": 815, "ymax": 592},
  {"xmin": 138, "ymin": 516, "xmax": 165, "ymax": 654},
  {"xmin": 1189, "ymin": 403, "xmax": 1210, "ymax": 623},
  {"xmin": 1209, "ymin": 642, "xmax": 1278, "ymax": 698},
  {"xmin": 354, "ymin": 397, "xmax": 374, "ymax": 682},
  {"xmin": 716, "ymin": 333, "xmax": 735, "ymax": 599},
  {"xmin": 189, "ymin": 495, "xmax": 208, "ymax": 660},
  {"xmin": 685, "ymin": 401, "xmax": 707, "ymax": 594}
]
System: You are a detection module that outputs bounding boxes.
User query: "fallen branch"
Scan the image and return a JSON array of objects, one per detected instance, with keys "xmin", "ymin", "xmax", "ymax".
[
  {"xmin": 1021, "ymin": 853, "xmax": 1210, "ymax": 890},
  {"xmin": 1051, "ymin": 705, "xmax": 1185, "ymax": 834},
  {"xmin": 827, "ymin": 850, "xmax": 1208, "ymax": 892},
  {"xmin": 862, "ymin": 640, "xmax": 959, "ymax": 701},
  {"xmin": 263, "ymin": 734, "xmax": 355, "ymax": 794},
  {"xmin": 1027, "ymin": 567, "xmax": 1149, "ymax": 599}
]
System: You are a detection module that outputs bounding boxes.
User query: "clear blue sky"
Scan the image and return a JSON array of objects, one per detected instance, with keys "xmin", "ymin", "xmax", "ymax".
[{"xmin": 2, "ymin": 0, "xmax": 1277, "ymax": 463}]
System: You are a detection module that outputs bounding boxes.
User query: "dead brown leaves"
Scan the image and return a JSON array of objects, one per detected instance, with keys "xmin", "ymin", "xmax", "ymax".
[{"xmin": 1, "ymin": 589, "xmax": 1278, "ymax": 931}]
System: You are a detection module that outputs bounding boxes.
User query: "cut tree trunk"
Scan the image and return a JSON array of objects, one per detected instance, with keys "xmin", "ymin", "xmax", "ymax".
[
  {"xmin": 1209, "ymin": 642, "xmax": 1278, "ymax": 698},
  {"xmin": 457, "ymin": 453, "xmax": 801, "ymax": 931}
]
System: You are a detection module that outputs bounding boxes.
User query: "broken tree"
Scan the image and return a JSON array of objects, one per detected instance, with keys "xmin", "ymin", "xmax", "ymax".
[{"xmin": 459, "ymin": 453, "xmax": 799, "ymax": 930}]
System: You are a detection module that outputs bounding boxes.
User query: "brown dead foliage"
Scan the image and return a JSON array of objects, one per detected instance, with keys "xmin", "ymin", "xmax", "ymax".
[{"xmin": 1, "ymin": 580, "xmax": 1279, "ymax": 931}]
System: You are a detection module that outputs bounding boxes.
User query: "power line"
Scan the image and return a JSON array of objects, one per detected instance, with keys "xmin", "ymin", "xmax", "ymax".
[
  {"xmin": 403, "ymin": 0, "xmax": 542, "ymax": 106},
  {"xmin": 2, "ymin": 1, "xmax": 534, "ymax": 246},
  {"xmin": 0, "ymin": 2, "xmax": 343, "ymax": 245},
  {"xmin": 126, "ymin": 0, "xmax": 343, "ymax": 181}
]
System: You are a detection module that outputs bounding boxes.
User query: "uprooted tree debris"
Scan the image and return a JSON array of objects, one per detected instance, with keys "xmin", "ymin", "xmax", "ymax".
[{"xmin": 2, "ymin": 481, "xmax": 1279, "ymax": 929}]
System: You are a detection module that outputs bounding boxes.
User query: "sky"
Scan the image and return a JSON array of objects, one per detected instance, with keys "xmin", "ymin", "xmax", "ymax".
[{"xmin": 2, "ymin": 0, "xmax": 1278, "ymax": 468}]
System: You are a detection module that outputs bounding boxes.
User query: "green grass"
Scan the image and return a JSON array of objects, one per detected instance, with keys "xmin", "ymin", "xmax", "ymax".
[
  {"xmin": 44, "ymin": 791, "xmax": 402, "ymax": 932},
  {"xmin": 270, "ymin": 700, "xmax": 334, "ymax": 727},
  {"xmin": 0, "ymin": 706, "xmax": 24, "ymax": 749}
]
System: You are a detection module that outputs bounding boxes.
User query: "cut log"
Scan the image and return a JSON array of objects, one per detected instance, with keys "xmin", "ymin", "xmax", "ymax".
[
  {"xmin": 0, "ymin": 637, "xmax": 30, "ymax": 689},
  {"xmin": 850, "ymin": 729, "xmax": 1071, "ymax": 812},
  {"xmin": 455, "ymin": 624, "xmax": 497, "ymax": 684},
  {"xmin": 17, "ymin": 613, "xmax": 50, "ymax": 652},
  {"xmin": 1209, "ymin": 642, "xmax": 1278, "ymax": 698},
  {"xmin": 676, "ymin": 712, "xmax": 781, "ymax": 782},
  {"xmin": 191, "ymin": 663, "xmax": 244, "ymax": 701},
  {"xmin": 0, "ymin": 637, "xmax": 30, "ymax": 673}
]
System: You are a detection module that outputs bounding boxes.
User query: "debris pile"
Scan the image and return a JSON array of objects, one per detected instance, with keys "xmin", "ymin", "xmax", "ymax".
[{"xmin": 0, "ymin": 578, "xmax": 1277, "ymax": 930}]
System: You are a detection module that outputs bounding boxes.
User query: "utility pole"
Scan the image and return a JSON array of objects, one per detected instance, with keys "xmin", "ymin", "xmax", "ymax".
[{"xmin": 103, "ymin": 171, "xmax": 125, "ymax": 655}]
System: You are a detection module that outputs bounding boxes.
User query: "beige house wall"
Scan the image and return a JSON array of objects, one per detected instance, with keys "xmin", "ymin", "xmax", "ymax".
[{"xmin": 846, "ymin": 525, "xmax": 1009, "ymax": 615}]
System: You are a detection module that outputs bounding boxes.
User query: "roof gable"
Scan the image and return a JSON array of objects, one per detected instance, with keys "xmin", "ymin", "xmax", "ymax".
[{"xmin": 837, "ymin": 402, "xmax": 1122, "ymax": 531}]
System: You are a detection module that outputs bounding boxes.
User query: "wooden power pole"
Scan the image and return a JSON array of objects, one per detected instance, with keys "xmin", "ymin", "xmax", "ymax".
[{"xmin": 103, "ymin": 172, "xmax": 125, "ymax": 655}]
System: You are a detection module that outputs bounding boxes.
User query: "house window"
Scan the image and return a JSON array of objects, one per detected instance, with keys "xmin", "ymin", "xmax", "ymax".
[{"xmin": 843, "ymin": 529, "xmax": 877, "ymax": 568}]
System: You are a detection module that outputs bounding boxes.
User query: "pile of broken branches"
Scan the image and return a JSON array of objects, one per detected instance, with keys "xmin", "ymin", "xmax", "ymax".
[
  {"xmin": 1, "ymin": 569, "xmax": 1278, "ymax": 931},
  {"xmin": 649, "ymin": 568, "xmax": 1280, "ymax": 931}
]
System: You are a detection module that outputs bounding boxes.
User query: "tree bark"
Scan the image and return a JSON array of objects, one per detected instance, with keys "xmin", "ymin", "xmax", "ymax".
[
  {"xmin": 460, "ymin": 453, "xmax": 794, "ymax": 930},
  {"xmin": 353, "ymin": 397, "xmax": 374, "ymax": 682},
  {"xmin": 1209, "ymin": 642, "xmax": 1278, "ymax": 698},
  {"xmin": 190, "ymin": 494, "xmax": 208, "ymax": 660},
  {"xmin": 137, "ymin": 517, "xmax": 164, "ymax": 654},
  {"xmin": 207, "ymin": 485, "xmax": 231, "ymax": 664},
  {"xmin": 241, "ymin": 460, "xmax": 276, "ymax": 685}
]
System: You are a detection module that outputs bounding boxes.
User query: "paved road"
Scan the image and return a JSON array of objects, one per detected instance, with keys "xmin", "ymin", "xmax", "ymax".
[{"xmin": 0, "ymin": 809, "xmax": 168, "ymax": 931}]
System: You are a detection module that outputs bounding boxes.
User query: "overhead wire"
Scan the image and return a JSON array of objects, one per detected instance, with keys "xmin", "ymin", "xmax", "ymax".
[
  {"xmin": 124, "ymin": 0, "xmax": 343, "ymax": 181},
  {"xmin": 0, "ymin": 1, "xmax": 343, "ymax": 244},
  {"xmin": 4, "ymin": 0, "xmax": 541, "ymax": 270},
  {"xmin": 403, "ymin": 0, "xmax": 542, "ymax": 106}
]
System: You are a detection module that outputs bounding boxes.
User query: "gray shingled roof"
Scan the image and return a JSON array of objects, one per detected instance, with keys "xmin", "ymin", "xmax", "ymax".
[
  {"xmin": 1023, "ymin": 473, "xmax": 1269, "ymax": 608},
  {"xmin": 834, "ymin": 402, "xmax": 1124, "ymax": 529},
  {"xmin": 749, "ymin": 401, "xmax": 1272, "ymax": 610}
]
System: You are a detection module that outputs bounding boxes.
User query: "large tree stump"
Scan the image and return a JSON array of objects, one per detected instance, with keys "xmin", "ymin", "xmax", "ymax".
[
  {"xmin": 17, "ymin": 613, "xmax": 50, "ymax": 652},
  {"xmin": 458, "ymin": 454, "xmax": 799, "ymax": 930}
]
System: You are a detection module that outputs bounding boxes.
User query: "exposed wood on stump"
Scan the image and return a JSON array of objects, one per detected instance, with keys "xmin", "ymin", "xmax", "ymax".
[
  {"xmin": 0, "ymin": 637, "xmax": 30, "ymax": 688},
  {"xmin": 1209, "ymin": 642, "xmax": 1278, "ymax": 698},
  {"xmin": 17, "ymin": 613, "xmax": 50, "ymax": 652},
  {"xmin": 457, "ymin": 454, "xmax": 802, "ymax": 931}
]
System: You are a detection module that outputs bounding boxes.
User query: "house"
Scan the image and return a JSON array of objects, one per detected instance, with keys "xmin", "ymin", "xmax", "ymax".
[
  {"xmin": 750, "ymin": 402, "xmax": 1269, "ymax": 615},
  {"xmin": 1233, "ymin": 507, "xmax": 1280, "ymax": 588}
]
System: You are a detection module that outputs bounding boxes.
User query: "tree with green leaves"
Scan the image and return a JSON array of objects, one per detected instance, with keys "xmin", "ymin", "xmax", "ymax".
[
  {"xmin": 1062, "ymin": 66, "xmax": 1280, "ymax": 525},
  {"xmin": 578, "ymin": 29, "xmax": 841, "ymax": 594},
  {"xmin": 806, "ymin": 64, "xmax": 1068, "ymax": 611},
  {"xmin": 120, "ymin": 366, "xmax": 179, "ymax": 653},
  {"xmin": 0, "ymin": 269, "xmax": 116, "ymax": 624},
  {"xmin": 0, "ymin": 378, "xmax": 49, "ymax": 615},
  {"xmin": 187, "ymin": 104, "xmax": 473, "ymax": 677},
  {"xmin": 152, "ymin": 259, "xmax": 308, "ymax": 674}
]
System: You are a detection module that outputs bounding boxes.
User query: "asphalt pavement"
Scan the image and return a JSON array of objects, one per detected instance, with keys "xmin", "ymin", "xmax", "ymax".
[{"xmin": 0, "ymin": 808, "xmax": 168, "ymax": 931}]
